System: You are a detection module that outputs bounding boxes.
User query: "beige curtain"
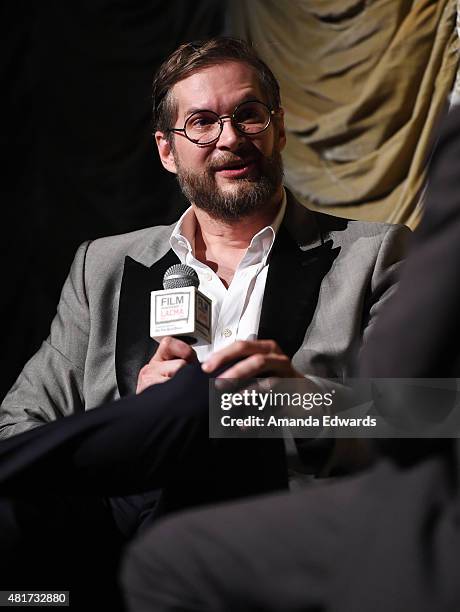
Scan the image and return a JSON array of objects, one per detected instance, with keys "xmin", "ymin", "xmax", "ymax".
[{"xmin": 229, "ymin": 0, "xmax": 459, "ymax": 227}]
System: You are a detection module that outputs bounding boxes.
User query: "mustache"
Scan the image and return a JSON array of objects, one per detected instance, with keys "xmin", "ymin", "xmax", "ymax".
[{"xmin": 208, "ymin": 151, "xmax": 262, "ymax": 172}]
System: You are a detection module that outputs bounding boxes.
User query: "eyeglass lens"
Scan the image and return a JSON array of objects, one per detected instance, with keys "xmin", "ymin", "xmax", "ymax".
[{"xmin": 185, "ymin": 101, "xmax": 270, "ymax": 144}]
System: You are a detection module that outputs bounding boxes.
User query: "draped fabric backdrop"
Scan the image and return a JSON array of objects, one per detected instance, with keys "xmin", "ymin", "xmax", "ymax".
[{"xmin": 229, "ymin": 0, "xmax": 459, "ymax": 226}]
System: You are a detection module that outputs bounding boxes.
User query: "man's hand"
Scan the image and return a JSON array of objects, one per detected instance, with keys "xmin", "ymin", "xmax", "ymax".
[
  {"xmin": 202, "ymin": 340, "xmax": 303, "ymax": 379},
  {"xmin": 136, "ymin": 337, "xmax": 198, "ymax": 393}
]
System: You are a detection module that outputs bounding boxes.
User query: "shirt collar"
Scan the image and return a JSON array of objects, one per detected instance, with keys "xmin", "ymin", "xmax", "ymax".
[
  {"xmin": 245, "ymin": 188, "xmax": 286, "ymax": 266},
  {"xmin": 170, "ymin": 187, "xmax": 287, "ymax": 265}
]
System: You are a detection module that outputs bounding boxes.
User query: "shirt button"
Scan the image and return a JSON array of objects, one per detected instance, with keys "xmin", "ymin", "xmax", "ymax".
[
  {"xmin": 203, "ymin": 272, "xmax": 212, "ymax": 282},
  {"xmin": 222, "ymin": 328, "xmax": 233, "ymax": 338}
]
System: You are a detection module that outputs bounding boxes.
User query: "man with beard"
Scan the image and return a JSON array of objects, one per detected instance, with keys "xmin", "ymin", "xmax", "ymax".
[{"xmin": 1, "ymin": 38, "xmax": 408, "ymax": 519}]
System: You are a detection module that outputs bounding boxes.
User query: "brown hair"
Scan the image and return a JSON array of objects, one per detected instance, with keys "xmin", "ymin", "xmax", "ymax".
[{"xmin": 152, "ymin": 36, "xmax": 281, "ymax": 134}]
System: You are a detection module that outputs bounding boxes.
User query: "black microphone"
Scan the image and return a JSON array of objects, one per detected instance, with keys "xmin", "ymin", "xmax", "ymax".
[
  {"xmin": 150, "ymin": 264, "xmax": 212, "ymax": 344},
  {"xmin": 163, "ymin": 264, "xmax": 199, "ymax": 290}
]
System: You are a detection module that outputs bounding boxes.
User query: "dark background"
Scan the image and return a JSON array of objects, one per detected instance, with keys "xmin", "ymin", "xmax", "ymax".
[{"xmin": 2, "ymin": 0, "xmax": 226, "ymax": 400}]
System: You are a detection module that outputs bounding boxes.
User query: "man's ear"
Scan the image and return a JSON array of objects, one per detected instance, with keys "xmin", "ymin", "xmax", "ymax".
[
  {"xmin": 276, "ymin": 108, "xmax": 287, "ymax": 151},
  {"xmin": 155, "ymin": 131, "xmax": 177, "ymax": 174}
]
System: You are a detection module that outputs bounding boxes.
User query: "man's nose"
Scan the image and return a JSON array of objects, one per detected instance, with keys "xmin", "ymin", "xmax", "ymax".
[{"xmin": 216, "ymin": 117, "xmax": 245, "ymax": 149}]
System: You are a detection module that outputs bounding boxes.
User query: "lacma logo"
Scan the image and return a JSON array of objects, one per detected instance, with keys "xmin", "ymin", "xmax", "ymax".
[{"xmin": 155, "ymin": 292, "xmax": 189, "ymax": 323}]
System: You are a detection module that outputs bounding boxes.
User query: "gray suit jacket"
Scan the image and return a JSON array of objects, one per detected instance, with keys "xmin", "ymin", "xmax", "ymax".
[{"xmin": 0, "ymin": 192, "xmax": 409, "ymax": 439}]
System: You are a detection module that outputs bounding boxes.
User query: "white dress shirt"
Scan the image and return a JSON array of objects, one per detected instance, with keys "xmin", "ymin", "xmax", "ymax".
[
  {"xmin": 169, "ymin": 190, "xmax": 287, "ymax": 362},
  {"xmin": 169, "ymin": 190, "xmax": 309, "ymax": 490}
]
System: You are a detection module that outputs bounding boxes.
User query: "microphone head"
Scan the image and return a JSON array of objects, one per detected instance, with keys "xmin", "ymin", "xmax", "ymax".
[{"xmin": 163, "ymin": 264, "xmax": 199, "ymax": 290}]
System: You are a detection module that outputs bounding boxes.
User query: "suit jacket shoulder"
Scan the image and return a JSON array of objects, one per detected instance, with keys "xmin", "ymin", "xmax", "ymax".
[{"xmin": 83, "ymin": 224, "xmax": 175, "ymax": 285}]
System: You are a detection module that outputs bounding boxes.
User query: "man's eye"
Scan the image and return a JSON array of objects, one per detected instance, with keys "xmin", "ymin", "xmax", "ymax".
[
  {"xmin": 237, "ymin": 110, "xmax": 257, "ymax": 121},
  {"xmin": 189, "ymin": 115, "xmax": 216, "ymax": 128},
  {"xmin": 237, "ymin": 109, "xmax": 264, "ymax": 123}
]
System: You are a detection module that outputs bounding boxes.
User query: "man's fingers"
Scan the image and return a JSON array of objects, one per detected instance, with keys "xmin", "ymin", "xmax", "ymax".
[
  {"xmin": 153, "ymin": 337, "xmax": 198, "ymax": 363},
  {"xmin": 136, "ymin": 335, "xmax": 199, "ymax": 394},
  {"xmin": 202, "ymin": 340, "xmax": 281, "ymax": 373},
  {"xmin": 135, "ymin": 367, "xmax": 166, "ymax": 394},
  {"xmin": 136, "ymin": 359, "xmax": 189, "ymax": 394},
  {"xmin": 217, "ymin": 353, "xmax": 292, "ymax": 380},
  {"xmin": 159, "ymin": 359, "xmax": 189, "ymax": 378}
]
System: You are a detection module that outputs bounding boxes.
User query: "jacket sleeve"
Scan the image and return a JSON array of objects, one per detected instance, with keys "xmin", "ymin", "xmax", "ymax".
[
  {"xmin": 361, "ymin": 223, "xmax": 412, "ymax": 351},
  {"xmin": 0, "ymin": 241, "xmax": 92, "ymax": 439},
  {"xmin": 297, "ymin": 223, "xmax": 411, "ymax": 476}
]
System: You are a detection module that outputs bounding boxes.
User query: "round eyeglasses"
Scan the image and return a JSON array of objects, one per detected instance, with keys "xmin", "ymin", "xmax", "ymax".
[{"xmin": 168, "ymin": 100, "xmax": 278, "ymax": 146}]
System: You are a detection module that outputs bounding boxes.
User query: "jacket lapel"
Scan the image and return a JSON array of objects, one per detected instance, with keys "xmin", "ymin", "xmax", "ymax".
[
  {"xmin": 258, "ymin": 198, "xmax": 340, "ymax": 358},
  {"xmin": 115, "ymin": 193, "xmax": 341, "ymax": 395},
  {"xmin": 116, "ymin": 249, "xmax": 180, "ymax": 397}
]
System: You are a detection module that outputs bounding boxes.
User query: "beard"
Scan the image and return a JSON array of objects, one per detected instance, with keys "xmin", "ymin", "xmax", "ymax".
[{"xmin": 174, "ymin": 148, "xmax": 284, "ymax": 222}]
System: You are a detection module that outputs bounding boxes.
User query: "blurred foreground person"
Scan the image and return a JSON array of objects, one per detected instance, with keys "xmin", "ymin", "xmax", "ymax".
[{"xmin": 121, "ymin": 107, "xmax": 460, "ymax": 612}]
